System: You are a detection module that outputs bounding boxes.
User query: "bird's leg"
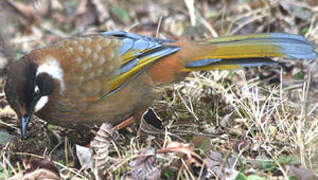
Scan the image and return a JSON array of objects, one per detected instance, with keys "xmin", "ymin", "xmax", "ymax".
[{"xmin": 112, "ymin": 116, "xmax": 136, "ymax": 131}]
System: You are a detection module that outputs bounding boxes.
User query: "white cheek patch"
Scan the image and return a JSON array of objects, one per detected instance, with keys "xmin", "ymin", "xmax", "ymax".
[
  {"xmin": 36, "ymin": 56, "xmax": 65, "ymax": 92},
  {"xmin": 34, "ymin": 96, "xmax": 48, "ymax": 112},
  {"xmin": 34, "ymin": 85, "xmax": 40, "ymax": 93}
]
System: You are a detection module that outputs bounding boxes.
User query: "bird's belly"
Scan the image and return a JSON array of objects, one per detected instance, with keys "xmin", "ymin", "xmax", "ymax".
[{"xmin": 35, "ymin": 73, "xmax": 156, "ymax": 128}]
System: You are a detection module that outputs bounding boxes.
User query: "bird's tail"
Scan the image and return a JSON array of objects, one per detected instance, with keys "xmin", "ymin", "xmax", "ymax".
[{"xmin": 173, "ymin": 33, "xmax": 317, "ymax": 72}]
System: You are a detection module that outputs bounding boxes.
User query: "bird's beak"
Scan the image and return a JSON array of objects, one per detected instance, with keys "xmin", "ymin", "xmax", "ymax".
[
  {"xmin": 20, "ymin": 115, "xmax": 31, "ymax": 139},
  {"xmin": 21, "ymin": 95, "xmax": 40, "ymax": 139}
]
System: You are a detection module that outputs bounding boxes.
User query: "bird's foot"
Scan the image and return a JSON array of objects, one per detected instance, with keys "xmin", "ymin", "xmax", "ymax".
[{"xmin": 112, "ymin": 116, "xmax": 136, "ymax": 131}]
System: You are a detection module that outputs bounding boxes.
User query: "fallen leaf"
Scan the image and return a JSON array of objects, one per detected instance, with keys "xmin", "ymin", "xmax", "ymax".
[
  {"xmin": 123, "ymin": 154, "xmax": 160, "ymax": 180},
  {"xmin": 75, "ymin": 144, "xmax": 93, "ymax": 170},
  {"xmin": 90, "ymin": 123, "xmax": 120, "ymax": 174},
  {"xmin": 140, "ymin": 108, "xmax": 164, "ymax": 135}
]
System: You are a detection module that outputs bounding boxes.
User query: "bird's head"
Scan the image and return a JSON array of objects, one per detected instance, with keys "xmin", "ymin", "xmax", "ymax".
[{"xmin": 5, "ymin": 54, "xmax": 62, "ymax": 138}]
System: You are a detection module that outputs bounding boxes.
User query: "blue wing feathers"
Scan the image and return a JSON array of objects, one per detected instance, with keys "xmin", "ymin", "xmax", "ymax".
[
  {"xmin": 101, "ymin": 31, "xmax": 180, "ymax": 96},
  {"xmin": 101, "ymin": 31, "xmax": 180, "ymax": 74}
]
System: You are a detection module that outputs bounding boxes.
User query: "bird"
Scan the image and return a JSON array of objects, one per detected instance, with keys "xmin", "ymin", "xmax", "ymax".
[{"xmin": 4, "ymin": 31, "xmax": 317, "ymax": 138}]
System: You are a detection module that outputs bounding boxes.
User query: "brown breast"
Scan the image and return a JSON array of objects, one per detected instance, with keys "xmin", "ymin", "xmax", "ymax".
[{"xmin": 32, "ymin": 35, "xmax": 156, "ymax": 128}]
